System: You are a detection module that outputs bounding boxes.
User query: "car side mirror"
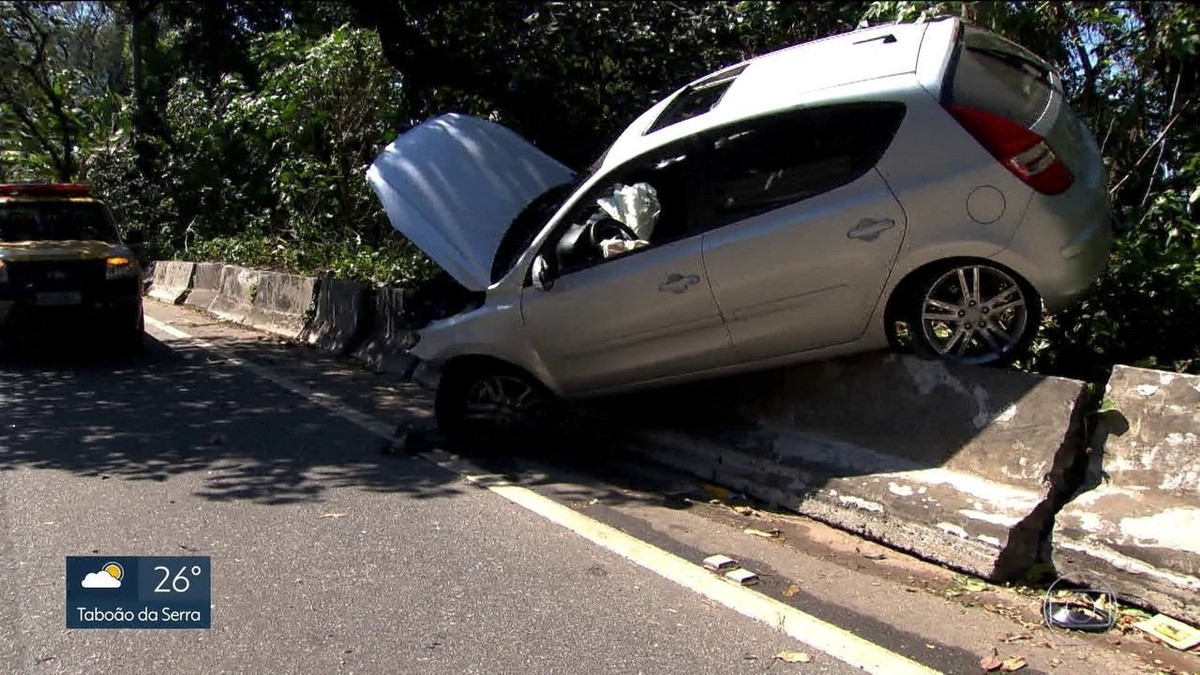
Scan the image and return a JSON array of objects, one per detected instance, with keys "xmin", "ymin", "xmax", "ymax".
[
  {"xmin": 531, "ymin": 255, "xmax": 554, "ymax": 291},
  {"xmin": 124, "ymin": 230, "xmax": 145, "ymax": 245}
]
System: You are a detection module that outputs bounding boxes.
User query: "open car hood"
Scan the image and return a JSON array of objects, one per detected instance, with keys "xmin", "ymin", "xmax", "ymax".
[{"xmin": 368, "ymin": 114, "xmax": 574, "ymax": 291}]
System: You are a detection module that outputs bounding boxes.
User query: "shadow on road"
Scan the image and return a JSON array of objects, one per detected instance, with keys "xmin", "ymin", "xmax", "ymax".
[{"xmin": 0, "ymin": 331, "xmax": 681, "ymax": 510}]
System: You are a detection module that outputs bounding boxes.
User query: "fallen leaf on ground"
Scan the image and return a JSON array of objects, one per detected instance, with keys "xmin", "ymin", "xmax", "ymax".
[
  {"xmin": 774, "ymin": 651, "xmax": 812, "ymax": 663},
  {"xmin": 1001, "ymin": 632, "xmax": 1033, "ymax": 643},
  {"xmin": 859, "ymin": 550, "xmax": 886, "ymax": 560},
  {"xmin": 733, "ymin": 505, "xmax": 755, "ymax": 516},
  {"xmin": 744, "ymin": 527, "xmax": 780, "ymax": 538},
  {"xmin": 980, "ymin": 647, "xmax": 1003, "ymax": 671},
  {"xmin": 782, "ymin": 582, "xmax": 801, "ymax": 598},
  {"xmin": 1000, "ymin": 656, "xmax": 1027, "ymax": 672},
  {"xmin": 955, "ymin": 574, "xmax": 988, "ymax": 592},
  {"xmin": 319, "ymin": 513, "xmax": 347, "ymax": 519}
]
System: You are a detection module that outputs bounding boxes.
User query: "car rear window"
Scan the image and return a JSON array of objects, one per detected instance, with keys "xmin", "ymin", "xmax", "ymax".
[
  {"xmin": 0, "ymin": 202, "xmax": 119, "ymax": 243},
  {"xmin": 946, "ymin": 25, "xmax": 1058, "ymax": 129}
]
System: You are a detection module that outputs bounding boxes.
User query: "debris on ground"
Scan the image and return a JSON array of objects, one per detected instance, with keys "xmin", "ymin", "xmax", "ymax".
[
  {"xmin": 858, "ymin": 548, "xmax": 886, "ymax": 560},
  {"xmin": 955, "ymin": 574, "xmax": 988, "ymax": 593},
  {"xmin": 1041, "ymin": 582, "xmax": 1117, "ymax": 632},
  {"xmin": 980, "ymin": 647, "xmax": 1003, "ymax": 671},
  {"xmin": 702, "ymin": 484, "xmax": 732, "ymax": 501},
  {"xmin": 773, "ymin": 650, "xmax": 812, "ymax": 663},
  {"xmin": 702, "ymin": 554, "xmax": 738, "ymax": 572},
  {"xmin": 1133, "ymin": 614, "xmax": 1200, "ymax": 650},
  {"xmin": 1000, "ymin": 656, "xmax": 1027, "ymax": 672},
  {"xmin": 743, "ymin": 527, "xmax": 782, "ymax": 539},
  {"xmin": 732, "ymin": 505, "xmax": 756, "ymax": 516},
  {"xmin": 725, "ymin": 568, "xmax": 759, "ymax": 586},
  {"xmin": 319, "ymin": 512, "xmax": 347, "ymax": 519},
  {"xmin": 782, "ymin": 582, "xmax": 801, "ymax": 598}
]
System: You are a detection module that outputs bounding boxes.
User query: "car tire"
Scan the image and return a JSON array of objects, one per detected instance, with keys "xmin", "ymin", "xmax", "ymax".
[
  {"xmin": 898, "ymin": 262, "xmax": 1041, "ymax": 366},
  {"xmin": 434, "ymin": 361, "xmax": 559, "ymax": 452}
]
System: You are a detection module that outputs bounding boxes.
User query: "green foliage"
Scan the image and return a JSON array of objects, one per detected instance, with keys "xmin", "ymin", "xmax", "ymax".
[{"xmin": 4, "ymin": 0, "xmax": 1199, "ymax": 378}]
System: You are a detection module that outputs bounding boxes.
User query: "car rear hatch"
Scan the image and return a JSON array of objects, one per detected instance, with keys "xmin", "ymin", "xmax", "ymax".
[{"xmin": 941, "ymin": 24, "xmax": 1108, "ymax": 198}]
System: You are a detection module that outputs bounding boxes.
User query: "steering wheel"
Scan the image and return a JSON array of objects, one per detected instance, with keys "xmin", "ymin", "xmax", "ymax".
[{"xmin": 586, "ymin": 216, "xmax": 641, "ymax": 249}]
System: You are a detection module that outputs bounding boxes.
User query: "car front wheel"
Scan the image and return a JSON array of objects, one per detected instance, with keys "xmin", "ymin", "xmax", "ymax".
[
  {"xmin": 900, "ymin": 263, "xmax": 1041, "ymax": 366},
  {"xmin": 435, "ymin": 362, "xmax": 557, "ymax": 451}
]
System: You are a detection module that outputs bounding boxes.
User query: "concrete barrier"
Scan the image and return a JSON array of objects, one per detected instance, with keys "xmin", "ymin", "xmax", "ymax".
[
  {"xmin": 146, "ymin": 261, "xmax": 195, "ymax": 305},
  {"xmin": 299, "ymin": 279, "xmax": 370, "ymax": 354},
  {"xmin": 184, "ymin": 262, "xmax": 225, "ymax": 310},
  {"xmin": 242, "ymin": 271, "xmax": 319, "ymax": 341},
  {"xmin": 1053, "ymin": 365, "xmax": 1200, "ymax": 624},
  {"xmin": 616, "ymin": 352, "xmax": 1088, "ymax": 581},
  {"xmin": 353, "ymin": 287, "xmax": 419, "ymax": 376},
  {"xmin": 206, "ymin": 265, "xmax": 262, "ymax": 324}
]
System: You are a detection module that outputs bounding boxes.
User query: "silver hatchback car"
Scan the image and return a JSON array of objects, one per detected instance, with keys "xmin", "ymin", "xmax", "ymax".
[{"xmin": 368, "ymin": 17, "xmax": 1114, "ymax": 441}]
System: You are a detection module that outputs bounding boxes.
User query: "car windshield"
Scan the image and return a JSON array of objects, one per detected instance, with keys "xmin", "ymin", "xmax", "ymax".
[
  {"xmin": 0, "ymin": 202, "xmax": 119, "ymax": 243},
  {"xmin": 490, "ymin": 181, "xmax": 577, "ymax": 284}
]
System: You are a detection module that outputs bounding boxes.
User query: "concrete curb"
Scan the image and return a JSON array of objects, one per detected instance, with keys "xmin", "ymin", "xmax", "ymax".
[
  {"xmin": 615, "ymin": 353, "xmax": 1088, "ymax": 581},
  {"xmin": 353, "ymin": 287, "xmax": 419, "ymax": 377},
  {"xmin": 184, "ymin": 262, "xmax": 225, "ymax": 311},
  {"xmin": 146, "ymin": 261, "xmax": 195, "ymax": 305},
  {"xmin": 242, "ymin": 271, "xmax": 319, "ymax": 341},
  {"xmin": 299, "ymin": 279, "xmax": 370, "ymax": 355},
  {"xmin": 1053, "ymin": 365, "xmax": 1200, "ymax": 624}
]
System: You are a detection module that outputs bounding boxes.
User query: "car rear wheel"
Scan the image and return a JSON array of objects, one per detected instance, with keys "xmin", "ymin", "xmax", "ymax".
[
  {"xmin": 899, "ymin": 262, "xmax": 1040, "ymax": 366},
  {"xmin": 435, "ymin": 362, "xmax": 558, "ymax": 451}
]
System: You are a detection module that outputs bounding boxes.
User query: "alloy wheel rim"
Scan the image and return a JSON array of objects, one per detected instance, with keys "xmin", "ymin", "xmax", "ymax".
[
  {"xmin": 920, "ymin": 265, "xmax": 1028, "ymax": 365},
  {"xmin": 463, "ymin": 375, "xmax": 542, "ymax": 429}
]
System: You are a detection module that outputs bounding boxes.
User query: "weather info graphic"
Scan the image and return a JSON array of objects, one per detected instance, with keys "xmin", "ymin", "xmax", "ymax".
[{"xmin": 66, "ymin": 556, "xmax": 211, "ymax": 629}]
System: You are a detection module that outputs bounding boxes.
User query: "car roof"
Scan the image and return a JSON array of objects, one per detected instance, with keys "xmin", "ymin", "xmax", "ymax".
[{"xmin": 598, "ymin": 20, "xmax": 943, "ymax": 171}]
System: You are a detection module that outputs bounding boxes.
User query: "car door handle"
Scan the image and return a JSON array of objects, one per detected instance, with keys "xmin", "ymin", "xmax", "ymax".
[
  {"xmin": 847, "ymin": 218, "xmax": 896, "ymax": 241},
  {"xmin": 658, "ymin": 273, "xmax": 701, "ymax": 294}
]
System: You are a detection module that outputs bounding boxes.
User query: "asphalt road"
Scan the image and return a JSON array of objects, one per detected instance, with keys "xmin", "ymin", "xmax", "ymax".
[
  {"xmin": 0, "ymin": 321, "xmax": 865, "ymax": 674},
  {"xmin": 1, "ymin": 302, "xmax": 1187, "ymax": 675}
]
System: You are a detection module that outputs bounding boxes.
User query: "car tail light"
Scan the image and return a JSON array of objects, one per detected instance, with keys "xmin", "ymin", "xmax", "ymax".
[{"xmin": 945, "ymin": 105, "xmax": 1073, "ymax": 195}]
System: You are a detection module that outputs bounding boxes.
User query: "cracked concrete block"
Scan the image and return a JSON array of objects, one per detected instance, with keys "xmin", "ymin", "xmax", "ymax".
[
  {"xmin": 1054, "ymin": 365, "xmax": 1200, "ymax": 624},
  {"xmin": 183, "ymin": 262, "xmax": 225, "ymax": 311},
  {"xmin": 207, "ymin": 265, "xmax": 262, "ymax": 325},
  {"xmin": 146, "ymin": 261, "xmax": 194, "ymax": 305},
  {"xmin": 243, "ymin": 271, "xmax": 319, "ymax": 341},
  {"xmin": 624, "ymin": 352, "xmax": 1088, "ymax": 581},
  {"xmin": 299, "ymin": 279, "xmax": 370, "ymax": 354},
  {"xmin": 353, "ymin": 287, "xmax": 419, "ymax": 377}
]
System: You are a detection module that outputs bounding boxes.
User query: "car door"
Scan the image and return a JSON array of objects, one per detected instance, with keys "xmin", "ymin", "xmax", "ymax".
[
  {"xmin": 697, "ymin": 102, "xmax": 909, "ymax": 362},
  {"xmin": 520, "ymin": 141, "xmax": 734, "ymax": 394}
]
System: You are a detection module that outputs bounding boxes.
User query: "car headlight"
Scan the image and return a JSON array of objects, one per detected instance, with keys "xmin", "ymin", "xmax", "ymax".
[{"xmin": 105, "ymin": 256, "xmax": 137, "ymax": 280}]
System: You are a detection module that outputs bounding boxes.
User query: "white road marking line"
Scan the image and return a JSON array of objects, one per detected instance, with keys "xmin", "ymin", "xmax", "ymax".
[{"xmin": 145, "ymin": 312, "xmax": 941, "ymax": 675}]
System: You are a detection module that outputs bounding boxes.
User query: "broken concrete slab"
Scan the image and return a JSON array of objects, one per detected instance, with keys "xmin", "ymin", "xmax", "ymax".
[
  {"xmin": 183, "ymin": 262, "xmax": 225, "ymax": 311},
  {"xmin": 352, "ymin": 287, "xmax": 419, "ymax": 377},
  {"xmin": 1053, "ymin": 365, "xmax": 1200, "ymax": 625},
  {"xmin": 242, "ymin": 271, "xmax": 318, "ymax": 341},
  {"xmin": 622, "ymin": 352, "xmax": 1088, "ymax": 581},
  {"xmin": 207, "ymin": 265, "xmax": 262, "ymax": 325},
  {"xmin": 146, "ymin": 261, "xmax": 195, "ymax": 305},
  {"xmin": 299, "ymin": 279, "xmax": 369, "ymax": 355}
]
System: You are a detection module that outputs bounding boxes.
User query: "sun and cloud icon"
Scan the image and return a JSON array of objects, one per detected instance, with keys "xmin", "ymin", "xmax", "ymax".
[{"xmin": 81, "ymin": 562, "xmax": 124, "ymax": 589}]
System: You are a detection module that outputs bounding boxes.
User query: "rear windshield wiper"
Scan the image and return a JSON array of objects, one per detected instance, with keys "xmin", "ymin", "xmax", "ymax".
[{"xmin": 968, "ymin": 46, "xmax": 1062, "ymax": 93}]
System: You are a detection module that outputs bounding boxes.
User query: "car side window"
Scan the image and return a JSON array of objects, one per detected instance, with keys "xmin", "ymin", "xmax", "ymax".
[
  {"xmin": 549, "ymin": 142, "xmax": 700, "ymax": 275},
  {"xmin": 700, "ymin": 102, "xmax": 906, "ymax": 229}
]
